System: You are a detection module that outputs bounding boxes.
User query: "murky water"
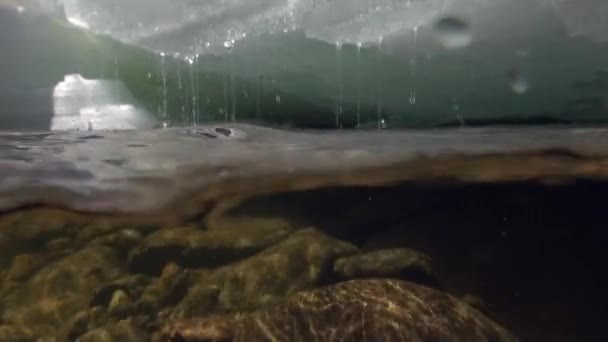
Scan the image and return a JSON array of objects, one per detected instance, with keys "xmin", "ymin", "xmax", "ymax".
[{"xmin": 0, "ymin": 124, "xmax": 607, "ymax": 341}]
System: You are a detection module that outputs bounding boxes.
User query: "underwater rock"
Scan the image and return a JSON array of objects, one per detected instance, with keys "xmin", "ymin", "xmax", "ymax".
[
  {"xmin": 78, "ymin": 328, "xmax": 113, "ymax": 342},
  {"xmin": 45, "ymin": 237, "xmax": 73, "ymax": 252},
  {"xmin": 0, "ymin": 209, "xmax": 85, "ymax": 255},
  {"xmin": 3, "ymin": 210, "xmax": 83, "ymax": 241},
  {"xmin": 461, "ymin": 294, "xmax": 488, "ymax": 314},
  {"xmin": 333, "ymin": 248, "xmax": 437, "ymax": 286},
  {"xmin": 128, "ymin": 220, "xmax": 294, "ymax": 274},
  {"xmin": 90, "ymin": 274, "xmax": 153, "ymax": 309},
  {"xmin": 1, "ymin": 246, "xmax": 124, "ymax": 332},
  {"xmin": 181, "ymin": 221, "xmax": 294, "ymax": 268},
  {"xmin": 67, "ymin": 306, "xmax": 107, "ymax": 341},
  {"xmin": 127, "ymin": 227, "xmax": 205, "ymax": 275},
  {"xmin": 159, "ymin": 279, "xmax": 519, "ymax": 342},
  {"xmin": 90, "ymin": 229, "xmax": 144, "ymax": 257},
  {"xmin": 0, "ymin": 325, "xmax": 36, "ymax": 342},
  {"xmin": 136, "ymin": 263, "xmax": 191, "ymax": 317},
  {"xmin": 205, "ymin": 216, "xmax": 295, "ymax": 232},
  {"xmin": 108, "ymin": 318, "xmax": 149, "ymax": 342},
  {"xmin": 107, "ymin": 290, "xmax": 134, "ymax": 318},
  {"xmin": 75, "ymin": 220, "xmax": 159, "ymax": 249},
  {"xmin": 172, "ymin": 228, "xmax": 357, "ymax": 318},
  {"xmin": 7, "ymin": 253, "xmax": 47, "ymax": 281},
  {"xmin": 77, "ymin": 318, "xmax": 149, "ymax": 342}
]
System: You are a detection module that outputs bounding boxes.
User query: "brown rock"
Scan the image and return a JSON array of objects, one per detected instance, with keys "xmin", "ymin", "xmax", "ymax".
[
  {"xmin": 160, "ymin": 279, "xmax": 519, "ymax": 342},
  {"xmin": 136, "ymin": 263, "xmax": 191, "ymax": 317},
  {"xmin": 0, "ymin": 325, "xmax": 37, "ymax": 342},
  {"xmin": 172, "ymin": 228, "xmax": 357, "ymax": 318},
  {"xmin": 107, "ymin": 290, "xmax": 134, "ymax": 317},
  {"xmin": 1, "ymin": 246, "xmax": 124, "ymax": 332},
  {"xmin": 7, "ymin": 254, "xmax": 46, "ymax": 281},
  {"xmin": 333, "ymin": 248, "xmax": 437, "ymax": 286},
  {"xmin": 128, "ymin": 221, "xmax": 293, "ymax": 275},
  {"xmin": 45, "ymin": 237, "xmax": 73, "ymax": 252}
]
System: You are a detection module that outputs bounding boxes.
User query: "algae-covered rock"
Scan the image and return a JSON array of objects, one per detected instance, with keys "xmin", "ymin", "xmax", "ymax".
[
  {"xmin": 107, "ymin": 290, "xmax": 134, "ymax": 318},
  {"xmin": 160, "ymin": 279, "xmax": 519, "ymax": 342},
  {"xmin": 7, "ymin": 253, "xmax": 47, "ymax": 281},
  {"xmin": 128, "ymin": 220, "xmax": 293, "ymax": 274},
  {"xmin": 0, "ymin": 210, "xmax": 86, "ymax": 266},
  {"xmin": 333, "ymin": 248, "xmax": 437, "ymax": 286},
  {"xmin": 181, "ymin": 222, "xmax": 293, "ymax": 268},
  {"xmin": 45, "ymin": 237, "xmax": 73, "ymax": 252},
  {"xmin": 67, "ymin": 306, "xmax": 107, "ymax": 341},
  {"xmin": 173, "ymin": 228, "xmax": 357, "ymax": 317},
  {"xmin": 205, "ymin": 216, "xmax": 295, "ymax": 232},
  {"xmin": 1, "ymin": 246, "xmax": 124, "ymax": 332},
  {"xmin": 127, "ymin": 227, "xmax": 204, "ymax": 275},
  {"xmin": 77, "ymin": 318, "xmax": 149, "ymax": 342},
  {"xmin": 0, "ymin": 210, "xmax": 85, "ymax": 250},
  {"xmin": 78, "ymin": 328, "xmax": 113, "ymax": 342},
  {"xmin": 90, "ymin": 229, "xmax": 144, "ymax": 257},
  {"xmin": 136, "ymin": 263, "xmax": 191, "ymax": 317},
  {"xmin": 75, "ymin": 220, "xmax": 159, "ymax": 249},
  {"xmin": 90, "ymin": 274, "xmax": 153, "ymax": 309},
  {"xmin": 0, "ymin": 325, "xmax": 37, "ymax": 342},
  {"xmin": 109, "ymin": 318, "xmax": 149, "ymax": 342}
]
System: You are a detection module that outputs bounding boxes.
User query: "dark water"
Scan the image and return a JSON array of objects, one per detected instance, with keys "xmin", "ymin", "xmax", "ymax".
[{"xmin": 0, "ymin": 124, "xmax": 607, "ymax": 341}]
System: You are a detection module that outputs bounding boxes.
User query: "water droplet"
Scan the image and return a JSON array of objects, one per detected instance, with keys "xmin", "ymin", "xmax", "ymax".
[
  {"xmin": 16, "ymin": 6, "xmax": 25, "ymax": 14},
  {"xmin": 433, "ymin": 17, "xmax": 472, "ymax": 49},
  {"xmin": 223, "ymin": 40, "xmax": 235, "ymax": 49},
  {"xmin": 456, "ymin": 114, "xmax": 466, "ymax": 126},
  {"xmin": 507, "ymin": 67, "xmax": 529, "ymax": 94},
  {"xmin": 380, "ymin": 119, "xmax": 387, "ymax": 129},
  {"xmin": 511, "ymin": 78, "xmax": 529, "ymax": 94}
]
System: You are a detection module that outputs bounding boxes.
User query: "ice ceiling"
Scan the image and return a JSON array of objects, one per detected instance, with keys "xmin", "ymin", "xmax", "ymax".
[{"xmin": 55, "ymin": 0, "xmax": 608, "ymax": 57}]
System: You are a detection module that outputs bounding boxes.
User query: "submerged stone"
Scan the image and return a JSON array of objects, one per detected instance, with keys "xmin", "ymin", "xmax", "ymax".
[
  {"xmin": 7, "ymin": 253, "xmax": 46, "ymax": 281},
  {"xmin": 0, "ymin": 325, "xmax": 36, "ymax": 342},
  {"xmin": 78, "ymin": 328, "xmax": 113, "ymax": 342},
  {"xmin": 1, "ymin": 246, "xmax": 124, "ymax": 332},
  {"xmin": 160, "ymin": 279, "xmax": 519, "ymax": 342},
  {"xmin": 172, "ymin": 228, "xmax": 357, "ymax": 318},
  {"xmin": 136, "ymin": 263, "xmax": 191, "ymax": 317},
  {"xmin": 77, "ymin": 318, "xmax": 149, "ymax": 342},
  {"xmin": 128, "ymin": 220, "xmax": 294, "ymax": 275},
  {"xmin": 107, "ymin": 290, "xmax": 134, "ymax": 317},
  {"xmin": 333, "ymin": 248, "xmax": 437, "ymax": 286}
]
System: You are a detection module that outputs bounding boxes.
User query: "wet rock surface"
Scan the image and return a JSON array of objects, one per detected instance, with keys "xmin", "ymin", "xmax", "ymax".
[
  {"xmin": 159, "ymin": 279, "xmax": 519, "ymax": 342},
  {"xmin": 1, "ymin": 245, "xmax": 124, "ymax": 336},
  {"xmin": 333, "ymin": 248, "xmax": 438, "ymax": 287},
  {"xmin": 0, "ymin": 325, "xmax": 36, "ymax": 342},
  {"xmin": 171, "ymin": 228, "xmax": 358, "ymax": 317},
  {"xmin": 127, "ymin": 220, "xmax": 293, "ymax": 275},
  {"xmin": 7, "ymin": 253, "xmax": 47, "ymax": 281}
]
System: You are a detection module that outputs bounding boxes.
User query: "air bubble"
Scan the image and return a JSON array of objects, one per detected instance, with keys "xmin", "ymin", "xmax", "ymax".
[{"xmin": 433, "ymin": 17, "xmax": 472, "ymax": 49}]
